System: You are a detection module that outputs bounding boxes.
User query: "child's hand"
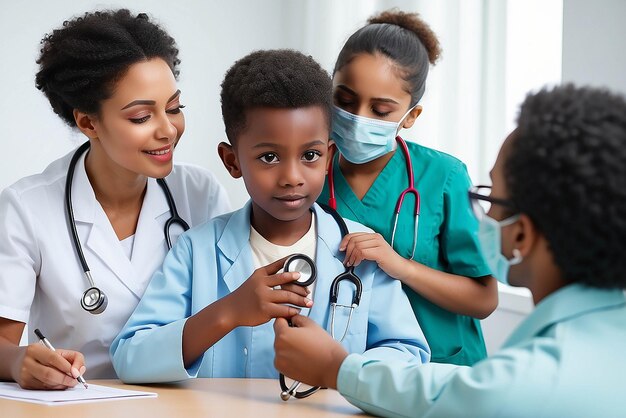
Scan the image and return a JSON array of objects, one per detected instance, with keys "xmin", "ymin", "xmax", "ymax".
[
  {"xmin": 228, "ymin": 257, "xmax": 313, "ymax": 327},
  {"xmin": 274, "ymin": 315, "xmax": 347, "ymax": 389},
  {"xmin": 339, "ymin": 232, "xmax": 408, "ymax": 280},
  {"xmin": 279, "ymin": 282, "xmax": 311, "ymax": 297}
]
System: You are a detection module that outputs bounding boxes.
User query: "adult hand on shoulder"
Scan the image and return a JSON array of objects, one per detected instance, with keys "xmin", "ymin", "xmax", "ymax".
[
  {"xmin": 228, "ymin": 257, "xmax": 313, "ymax": 327},
  {"xmin": 274, "ymin": 315, "xmax": 348, "ymax": 389},
  {"xmin": 340, "ymin": 232, "xmax": 408, "ymax": 280},
  {"xmin": 12, "ymin": 344, "xmax": 86, "ymax": 390}
]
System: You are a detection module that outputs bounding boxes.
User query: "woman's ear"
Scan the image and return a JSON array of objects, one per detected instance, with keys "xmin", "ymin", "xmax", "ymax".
[
  {"xmin": 217, "ymin": 141, "xmax": 242, "ymax": 179},
  {"xmin": 73, "ymin": 109, "xmax": 99, "ymax": 140},
  {"xmin": 510, "ymin": 214, "xmax": 538, "ymax": 259},
  {"xmin": 401, "ymin": 105, "xmax": 423, "ymax": 129}
]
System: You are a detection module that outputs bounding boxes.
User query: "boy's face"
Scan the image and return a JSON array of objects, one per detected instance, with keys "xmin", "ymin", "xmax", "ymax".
[{"xmin": 221, "ymin": 106, "xmax": 330, "ymax": 229}]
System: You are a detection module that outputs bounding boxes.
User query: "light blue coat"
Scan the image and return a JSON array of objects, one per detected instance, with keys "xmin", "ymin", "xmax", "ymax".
[
  {"xmin": 111, "ymin": 202, "xmax": 430, "ymax": 383},
  {"xmin": 337, "ymin": 284, "xmax": 626, "ymax": 417}
]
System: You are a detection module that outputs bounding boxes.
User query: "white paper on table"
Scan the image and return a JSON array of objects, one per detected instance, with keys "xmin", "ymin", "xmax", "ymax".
[{"xmin": 0, "ymin": 382, "xmax": 157, "ymax": 406}]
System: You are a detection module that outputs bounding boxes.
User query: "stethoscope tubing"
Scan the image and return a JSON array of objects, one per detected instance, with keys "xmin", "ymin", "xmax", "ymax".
[
  {"xmin": 65, "ymin": 141, "xmax": 92, "ymax": 277},
  {"xmin": 328, "ymin": 136, "xmax": 420, "ymax": 259},
  {"xmin": 279, "ymin": 204, "xmax": 362, "ymax": 401},
  {"xmin": 66, "ymin": 142, "xmax": 189, "ymax": 314}
]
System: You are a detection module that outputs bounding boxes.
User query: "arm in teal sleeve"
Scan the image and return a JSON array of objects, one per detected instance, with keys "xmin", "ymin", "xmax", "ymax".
[
  {"xmin": 363, "ymin": 269, "xmax": 430, "ymax": 364},
  {"xmin": 441, "ymin": 162, "xmax": 491, "ymax": 278},
  {"xmin": 110, "ymin": 235, "xmax": 202, "ymax": 383},
  {"xmin": 337, "ymin": 341, "xmax": 560, "ymax": 418}
]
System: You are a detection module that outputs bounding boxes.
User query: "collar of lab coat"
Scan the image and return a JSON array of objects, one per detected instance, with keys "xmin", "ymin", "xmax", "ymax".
[
  {"xmin": 504, "ymin": 283, "xmax": 626, "ymax": 347},
  {"xmin": 217, "ymin": 201, "xmax": 346, "ymax": 325},
  {"xmin": 70, "ymin": 150, "xmax": 170, "ymax": 297}
]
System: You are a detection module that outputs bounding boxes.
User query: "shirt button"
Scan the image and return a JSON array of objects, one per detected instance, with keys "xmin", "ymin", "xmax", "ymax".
[{"xmin": 243, "ymin": 347, "xmax": 248, "ymax": 356}]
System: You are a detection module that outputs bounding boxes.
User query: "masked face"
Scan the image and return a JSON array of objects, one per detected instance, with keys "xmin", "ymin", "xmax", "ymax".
[
  {"xmin": 477, "ymin": 214, "xmax": 522, "ymax": 284},
  {"xmin": 330, "ymin": 105, "xmax": 415, "ymax": 164},
  {"xmin": 331, "ymin": 52, "xmax": 420, "ymax": 164},
  {"xmin": 471, "ymin": 132, "xmax": 525, "ymax": 285}
]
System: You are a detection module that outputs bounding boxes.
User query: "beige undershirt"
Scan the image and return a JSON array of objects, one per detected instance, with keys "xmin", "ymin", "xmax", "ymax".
[{"xmin": 249, "ymin": 212, "xmax": 317, "ymax": 298}]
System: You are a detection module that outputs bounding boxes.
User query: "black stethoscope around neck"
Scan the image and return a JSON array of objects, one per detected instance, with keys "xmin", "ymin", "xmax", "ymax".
[
  {"xmin": 279, "ymin": 203, "xmax": 363, "ymax": 401},
  {"xmin": 65, "ymin": 142, "xmax": 190, "ymax": 314}
]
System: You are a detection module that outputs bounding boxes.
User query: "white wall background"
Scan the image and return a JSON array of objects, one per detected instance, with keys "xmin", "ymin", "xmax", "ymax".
[
  {"xmin": 2, "ymin": 1, "xmax": 623, "ymax": 352},
  {"xmin": 0, "ymin": 0, "xmax": 559, "ymax": 209},
  {"xmin": 562, "ymin": 0, "xmax": 626, "ymax": 94},
  {"xmin": 0, "ymin": 0, "xmax": 298, "ymax": 209}
]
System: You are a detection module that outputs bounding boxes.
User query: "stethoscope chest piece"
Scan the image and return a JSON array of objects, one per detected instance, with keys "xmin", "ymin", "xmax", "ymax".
[
  {"xmin": 80, "ymin": 286, "xmax": 108, "ymax": 314},
  {"xmin": 284, "ymin": 254, "xmax": 316, "ymax": 287}
]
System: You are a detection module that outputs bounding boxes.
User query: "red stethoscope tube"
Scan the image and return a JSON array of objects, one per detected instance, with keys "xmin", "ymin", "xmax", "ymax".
[{"xmin": 327, "ymin": 136, "xmax": 420, "ymax": 259}]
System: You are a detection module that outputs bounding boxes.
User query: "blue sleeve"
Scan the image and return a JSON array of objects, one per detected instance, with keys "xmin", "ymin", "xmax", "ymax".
[
  {"xmin": 441, "ymin": 162, "xmax": 491, "ymax": 278},
  {"xmin": 110, "ymin": 235, "xmax": 203, "ymax": 383},
  {"xmin": 362, "ymin": 268, "xmax": 430, "ymax": 365},
  {"xmin": 338, "ymin": 342, "xmax": 559, "ymax": 418}
]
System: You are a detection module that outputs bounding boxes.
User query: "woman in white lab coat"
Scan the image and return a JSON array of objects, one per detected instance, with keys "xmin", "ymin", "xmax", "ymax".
[{"xmin": 0, "ymin": 9, "xmax": 229, "ymax": 389}]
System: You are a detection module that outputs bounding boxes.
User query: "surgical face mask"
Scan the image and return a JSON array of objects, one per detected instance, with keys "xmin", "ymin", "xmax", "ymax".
[
  {"xmin": 477, "ymin": 214, "xmax": 523, "ymax": 285},
  {"xmin": 331, "ymin": 105, "xmax": 415, "ymax": 164}
]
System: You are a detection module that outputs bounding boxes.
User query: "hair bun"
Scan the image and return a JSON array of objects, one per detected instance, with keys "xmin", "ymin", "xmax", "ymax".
[{"xmin": 368, "ymin": 9, "xmax": 441, "ymax": 64}]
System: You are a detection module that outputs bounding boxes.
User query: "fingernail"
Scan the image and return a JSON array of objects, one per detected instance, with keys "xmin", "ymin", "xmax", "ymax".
[
  {"xmin": 339, "ymin": 246, "xmax": 345, "ymax": 251},
  {"xmin": 80, "ymin": 366, "xmax": 86, "ymax": 375},
  {"xmin": 71, "ymin": 367, "xmax": 80, "ymax": 378},
  {"xmin": 305, "ymin": 298, "xmax": 313, "ymax": 307}
]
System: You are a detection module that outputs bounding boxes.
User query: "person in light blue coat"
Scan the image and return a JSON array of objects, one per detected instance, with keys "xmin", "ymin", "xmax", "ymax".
[
  {"xmin": 110, "ymin": 49, "xmax": 429, "ymax": 383},
  {"xmin": 273, "ymin": 84, "xmax": 626, "ymax": 417}
]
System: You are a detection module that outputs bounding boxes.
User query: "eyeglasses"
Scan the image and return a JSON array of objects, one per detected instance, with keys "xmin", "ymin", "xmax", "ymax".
[{"xmin": 468, "ymin": 185, "xmax": 518, "ymax": 220}]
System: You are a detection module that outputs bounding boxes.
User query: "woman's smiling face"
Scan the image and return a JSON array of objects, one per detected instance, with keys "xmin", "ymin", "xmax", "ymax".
[{"xmin": 88, "ymin": 58, "xmax": 185, "ymax": 179}]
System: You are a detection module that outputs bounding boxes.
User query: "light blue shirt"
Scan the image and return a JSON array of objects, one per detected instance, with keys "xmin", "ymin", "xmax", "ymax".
[
  {"xmin": 337, "ymin": 283, "xmax": 626, "ymax": 417},
  {"xmin": 111, "ymin": 202, "xmax": 430, "ymax": 383}
]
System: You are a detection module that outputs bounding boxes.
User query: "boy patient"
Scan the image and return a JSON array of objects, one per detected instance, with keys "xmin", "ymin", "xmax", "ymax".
[{"xmin": 110, "ymin": 50, "xmax": 429, "ymax": 382}]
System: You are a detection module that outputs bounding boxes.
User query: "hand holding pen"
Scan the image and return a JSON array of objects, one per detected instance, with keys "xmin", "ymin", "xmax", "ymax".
[
  {"xmin": 34, "ymin": 329, "xmax": 88, "ymax": 389},
  {"xmin": 10, "ymin": 328, "xmax": 87, "ymax": 390}
]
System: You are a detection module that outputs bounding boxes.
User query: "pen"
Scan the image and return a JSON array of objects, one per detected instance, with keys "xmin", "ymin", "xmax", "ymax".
[{"xmin": 34, "ymin": 328, "xmax": 88, "ymax": 389}]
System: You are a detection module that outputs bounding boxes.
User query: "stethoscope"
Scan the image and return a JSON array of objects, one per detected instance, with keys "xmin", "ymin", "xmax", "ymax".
[
  {"xmin": 327, "ymin": 136, "xmax": 420, "ymax": 259},
  {"xmin": 65, "ymin": 142, "xmax": 190, "ymax": 314},
  {"xmin": 279, "ymin": 203, "xmax": 363, "ymax": 401}
]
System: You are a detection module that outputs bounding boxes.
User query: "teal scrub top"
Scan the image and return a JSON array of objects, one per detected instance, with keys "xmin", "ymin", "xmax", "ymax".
[{"xmin": 318, "ymin": 139, "xmax": 492, "ymax": 365}]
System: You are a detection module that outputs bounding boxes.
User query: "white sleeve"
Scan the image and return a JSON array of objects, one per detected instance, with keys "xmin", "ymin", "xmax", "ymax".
[
  {"xmin": 206, "ymin": 171, "xmax": 231, "ymax": 218},
  {"xmin": 171, "ymin": 164, "xmax": 231, "ymax": 226},
  {"xmin": 0, "ymin": 187, "xmax": 41, "ymax": 322}
]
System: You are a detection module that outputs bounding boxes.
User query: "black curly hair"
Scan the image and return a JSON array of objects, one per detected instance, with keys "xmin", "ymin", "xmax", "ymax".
[
  {"xmin": 334, "ymin": 9, "xmax": 441, "ymax": 107},
  {"xmin": 35, "ymin": 9, "xmax": 180, "ymax": 127},
  {"xmin": 506, "ymin": 84, "xmax": 626, "ymax": 289},
  {"xmin": 220, "ymin": 49, "xmax": 333, "ymax": 143}
]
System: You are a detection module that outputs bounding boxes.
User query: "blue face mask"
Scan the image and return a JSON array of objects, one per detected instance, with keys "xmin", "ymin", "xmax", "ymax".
[
  {"xmin": 477, "ymin": 214, "xmax": 523, "ymax": 285},
  {"xmin": 331, "ymin": 105, "xmax": 415, "ymax": 164}
]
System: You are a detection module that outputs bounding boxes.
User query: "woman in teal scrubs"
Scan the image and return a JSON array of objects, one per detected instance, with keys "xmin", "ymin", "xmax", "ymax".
[{"xmin": 318, "ymin": 10, "xmax": 497, "ymax": 365}]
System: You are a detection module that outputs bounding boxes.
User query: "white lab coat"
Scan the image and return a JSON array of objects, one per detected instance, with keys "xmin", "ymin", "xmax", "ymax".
[{"xmin": 0, "ymin": 147, "xmax": 230, "ymax": 378}]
